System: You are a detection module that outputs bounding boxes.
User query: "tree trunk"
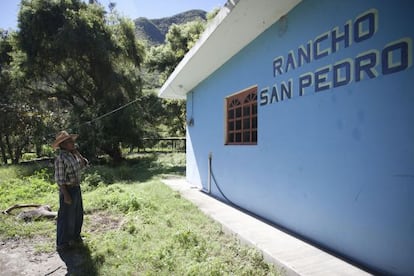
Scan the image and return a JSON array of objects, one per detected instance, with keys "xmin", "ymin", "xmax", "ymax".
[
  {"xmin": 13, "ymin": 146, "xmax": 21, "ymax": 164},
  {"xmin": 5, "ymin": 135, "xmax": 13, "ymax": 164},
  {"xmin": 36, "ymin": 143, "xmax": 42, "ymax": 157},
  {"xmin": 14, "ymin": 136, "xmax": 29, "ymax": 164},
  {"xmin": 0, "ymin": 137, "xmax": 7, "ymax": 164},
  {"xmin": 102, "ymin": 143, "xmax": 123, "ymax": 164}
]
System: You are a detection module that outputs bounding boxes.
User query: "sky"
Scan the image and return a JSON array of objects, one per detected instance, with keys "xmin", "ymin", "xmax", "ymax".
[{"xmin": 0, "ymin": 0, "xmax": 223, "ymax": 30}]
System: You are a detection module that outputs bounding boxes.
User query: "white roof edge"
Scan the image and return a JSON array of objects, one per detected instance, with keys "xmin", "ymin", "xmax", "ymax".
[
  {"xmin": 158, "ymin": 2, "xmax": 235, "ymax": 99},
  {"xmin": 158, "ymin": 0, "xmax": 302, "ymax": 99}
]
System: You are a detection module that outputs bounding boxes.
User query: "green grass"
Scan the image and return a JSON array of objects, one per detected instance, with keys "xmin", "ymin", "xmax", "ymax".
[{"xmin": 0, "ymin": 153, "xmax": 281, "ymax": 275}]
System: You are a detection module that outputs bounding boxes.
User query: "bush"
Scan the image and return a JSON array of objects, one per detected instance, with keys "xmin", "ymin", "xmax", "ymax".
[
  {"xmin": 42, "ymin": 145, "xmax": 55, "ymax": 157},
  {"xmin": 21, "ymin": 152, "xmax": 37, "ymax": 161},
  {"xmin": 82, "ymin": 171, "xmax": 105, "ymax": 191}
]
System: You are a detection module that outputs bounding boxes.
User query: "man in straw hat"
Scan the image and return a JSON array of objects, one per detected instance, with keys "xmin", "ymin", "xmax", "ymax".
[{"xmin": 53, "ymin": 130, "xmax": 88, "ymax": 251}]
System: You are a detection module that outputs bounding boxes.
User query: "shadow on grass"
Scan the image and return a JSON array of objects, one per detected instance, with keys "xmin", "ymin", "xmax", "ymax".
[
  {"xmin": 83, "ymin": 153, "xmax": 185, "ymax": 185},
  {"xmin": 57, "ymin": 243, "xmax": 98, "ymax": 275},
  {"xmin": 9, "ymin": 153, "xmax": 185, "ymax": 189}
]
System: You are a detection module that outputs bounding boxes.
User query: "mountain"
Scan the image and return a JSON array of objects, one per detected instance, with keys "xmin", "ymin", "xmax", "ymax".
[{"xmin": 134, "ymin": 10, "xmax": 207, "ymax": 45}]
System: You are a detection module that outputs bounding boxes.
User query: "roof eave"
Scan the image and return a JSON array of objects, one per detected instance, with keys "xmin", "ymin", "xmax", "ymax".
[{"xmin": 158, "ymin": 0, "xmax": 302, "ymax": 99}]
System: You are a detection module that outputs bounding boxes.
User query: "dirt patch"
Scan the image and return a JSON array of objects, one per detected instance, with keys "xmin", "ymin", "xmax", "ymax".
[
  {"xmin": 0, "ymin": 238, "xmax": 66, "ymax": 275},
  {"xmin": 85, "ymin": 211, "xmax": 122, "ymax": 233},
  {"xmin": 0, "ymin": 211, "xmax": 121, "ymax": 275}
]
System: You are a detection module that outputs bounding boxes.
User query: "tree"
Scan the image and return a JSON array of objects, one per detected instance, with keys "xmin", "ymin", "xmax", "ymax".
[
  {"xmin": 16, "ymin": 0, "xmax": 145, "ymax": 163},
  {"xmin": 145, "ymin": 20, "xmax": 207, "ymax": 137},
  {"xmin": 146, "ymin": 20, "xmax": 205, "ymax": 81},
  {"xmin": 0, "ymin": 29, "xmax": 50, "ymax": 164}
]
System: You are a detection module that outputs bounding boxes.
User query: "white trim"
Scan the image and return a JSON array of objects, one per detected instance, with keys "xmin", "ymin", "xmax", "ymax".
[{"xmin": 158, "ymin": 0, "xmax": 302, "ymax": 99}]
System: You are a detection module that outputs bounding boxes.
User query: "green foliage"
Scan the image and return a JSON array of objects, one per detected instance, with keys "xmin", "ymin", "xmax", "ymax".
[
  {"xmin": 41, "ymin": 144, "xmax": 55, "ymax": 157},
  {"xmin": 82, "ymin": 171, "xmax": 106, "ymax": 191},
  {"xmin": 144, "ymin": 19, "xmax": 207, "ymax": 137},
  {"xmin": 206, "ymin": 8, "xmax": 221, "ymax": 21},
  {"xmin": 13, "ymin": 0, "xmax": 148, "ymax": 163},
  {"xmin": 161, "ymin": 99, "xmax": 186, "ymax": 136},
  {"xmin": 21, "ymin": 152, "xmax": 37, "ymax": 161},
  {"xmin": 0, "ymin": 29, "xmax": 50, "ymax": 164},
  {"xmin": 0, "ymin": 215, "xmax": 55, "ymax": 239},
  {"xmin": 1, "ymin": 2, "xmax": 209, "ymax": 164},
  {"xmin": 0, "ymin": 167, "xmax": 56, "ymax": 238},
  {"xmin": 0, "ymin": 168, "xmax": 56, "ymax": 210},
  {"xmin": 146, "ymin": 20, "xmax": 206, "ymax": 81},
  {"xmin": 135, "ymin": 10, "xmax": 207, "ymax": 45},
  {"xmin": 0, "ymin": 154, "xmax": 280, "ymax": 275},
  {"xmin": 83, "ymin": 181, "xmax": 280, "ymax": 275}
]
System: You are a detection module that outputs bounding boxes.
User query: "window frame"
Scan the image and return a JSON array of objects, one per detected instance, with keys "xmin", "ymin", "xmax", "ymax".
[{"xmin": 225, "ymin": 86, "xmax": 258, "ymax": 145}]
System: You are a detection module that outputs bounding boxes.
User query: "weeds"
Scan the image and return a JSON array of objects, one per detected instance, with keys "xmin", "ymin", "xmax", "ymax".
[{"xmin": 0, "ymin": 153, "xmax": 281, "ymax": 275}]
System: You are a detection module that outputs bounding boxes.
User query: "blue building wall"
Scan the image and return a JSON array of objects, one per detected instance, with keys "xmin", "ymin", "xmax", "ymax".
[{"xmin": 186, "ymin": 1, "xmax": 414, "ymax": 274}]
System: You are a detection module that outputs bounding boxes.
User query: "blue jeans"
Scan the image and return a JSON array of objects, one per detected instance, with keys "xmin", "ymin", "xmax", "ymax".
[{"xmin": 56, "ymin": 186, "xmax": 83, "ymax": 247}]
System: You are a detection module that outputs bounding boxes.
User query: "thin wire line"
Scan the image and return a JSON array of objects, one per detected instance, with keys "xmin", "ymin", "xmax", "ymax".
[
  {"xmin": 52, "ymin": 87, "xmax": 179, "ymax": 136},
  {"xmin": 79, "ymin": 97, "xmax": 140, "ymax": 127}
]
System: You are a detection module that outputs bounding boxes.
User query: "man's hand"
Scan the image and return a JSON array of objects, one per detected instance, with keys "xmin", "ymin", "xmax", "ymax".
[
  {"xmin": 64, "ymin": 195, "xmax": 72, "ymax": 205},
  {"xmin": 71, "ymin": 149, "xmax": 81, "ymax": 157},
  {"xmin": 71, "ymin": 149, "xmax": 88, "ymax": 167},
  {"xmin": 60, "ymin": 185, "xmax": 72, "ymax": 205}
]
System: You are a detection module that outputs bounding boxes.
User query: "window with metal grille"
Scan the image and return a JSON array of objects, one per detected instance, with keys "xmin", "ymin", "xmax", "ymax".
[{"xmin": 225, "ymin": 86, "xmax": 257, "ymax": 145}]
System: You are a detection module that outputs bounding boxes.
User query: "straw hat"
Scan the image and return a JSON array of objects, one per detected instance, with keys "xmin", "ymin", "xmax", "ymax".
[{"xmin": 52, "ymin": 131, "xmax": 78, "ymax": 149}]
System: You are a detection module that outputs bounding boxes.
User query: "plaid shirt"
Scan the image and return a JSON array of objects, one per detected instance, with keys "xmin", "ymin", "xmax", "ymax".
[{"xmin": 54, "ymin": 150, "xmax": 86, "ymax": 186}]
